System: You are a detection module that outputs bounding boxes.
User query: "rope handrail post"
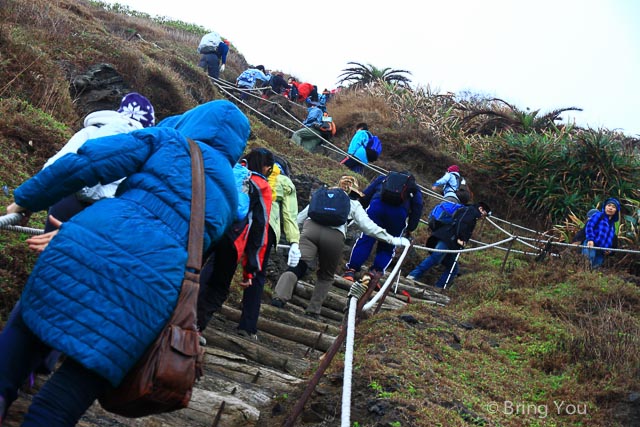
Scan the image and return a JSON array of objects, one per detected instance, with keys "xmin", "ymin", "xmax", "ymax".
[
  {"xmin": 500, "ymin": 236, "xmax": 517, "ymax": 274},
  {"xmin": 282, "ymin": 271, "xmax": 382, "ymax": 427}
]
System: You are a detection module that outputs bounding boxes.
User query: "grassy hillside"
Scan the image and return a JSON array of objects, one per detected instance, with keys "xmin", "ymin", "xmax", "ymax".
[{"xmin": 1, "ymin": 1, "xmax": 638, "ymax": 426}]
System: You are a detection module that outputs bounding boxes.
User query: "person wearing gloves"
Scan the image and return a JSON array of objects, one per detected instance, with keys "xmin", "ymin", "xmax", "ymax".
[
  {"xmin": 196, "ymin": 148, "xmax": 273, "ymax": 340},
  {"xmin": 271, "ymin": 176, "xmax": 410, "ymax": 319},
  {"xmin": 581, "ymin": 197, "xmax": 620, "ymax": 268},
  {"xmin": 407, "ymin": 201, "xmax": 490, "ymax": 288},
  {"xmin": 343, "ymin": 170, "xmax": 423, "ymax": 282},
  {"xmin": 432, "ymin": 164, "xmax": 463, "ymax": 202},
  {"xmin": 197, "ymin": 31, "xmax": 230, "ymax": 79},
  {"xmin": 0, "ymin": 99, "xmax": 249, "ymax": 426}
]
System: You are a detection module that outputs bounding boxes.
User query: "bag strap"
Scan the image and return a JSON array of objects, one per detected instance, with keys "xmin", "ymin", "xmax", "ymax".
[{"xmin": 186, "ymin": 138, "xmax": 205, "ymax": 273}]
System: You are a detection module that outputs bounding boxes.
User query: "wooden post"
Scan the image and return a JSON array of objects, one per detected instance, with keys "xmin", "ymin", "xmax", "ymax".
[{"xmin": 500, "ymin": 237, "xmax": 516, "ymax": 274}]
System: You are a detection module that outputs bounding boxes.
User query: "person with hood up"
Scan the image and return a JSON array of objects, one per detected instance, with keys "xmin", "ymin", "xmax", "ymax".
[
  {"xmin": 0, "ymin": 100, "xmax": 250, "ymax": 426},
  {"xmin": 0, "ymin": 92, "xmax": 156, "ymax": 406},
  {"xmin": 41, "ymin": 92, "xmax": 155, "ymax": 232},
  {"xmin": 581, "ymin": 197, "xmax": 620, "ymax": 268},
  {"xmin": 432, "ymin": 165, "xmax": 463, "ymax": 202},
  {"xmin": 340, "ymin": 122, "xmax": 370, "ymax": 174}
]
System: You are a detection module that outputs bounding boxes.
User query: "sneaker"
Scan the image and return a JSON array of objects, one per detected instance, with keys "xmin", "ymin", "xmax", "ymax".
[
  {"xmin": 342, "ymin": 269, "xmax": 356, "ymax": 282},
  {"xmin": 406, "ymin": 275, "xmax": 416, "ymax": 281},
  {"xmin": 198, "ymin": 332, "xmax": 207, "ymax": 346},
  {"xmin": 237, "ymin": 329, "xmax": 259, "ymax": 341},
  {"xmin": 271, "ymin": 297, "xmax": 286, "ymax": 308}
]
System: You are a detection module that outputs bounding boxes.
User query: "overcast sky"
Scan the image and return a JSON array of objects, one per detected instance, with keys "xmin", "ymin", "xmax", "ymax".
[{"xmin": 103, "ymin": 0, "xmax": 640, "ymax": 136}]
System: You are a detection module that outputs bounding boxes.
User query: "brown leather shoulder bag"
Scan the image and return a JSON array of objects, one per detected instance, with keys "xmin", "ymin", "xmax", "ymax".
[{"xmin": 99, "ymin": 138, "xmax": 205, "ymax": 417}]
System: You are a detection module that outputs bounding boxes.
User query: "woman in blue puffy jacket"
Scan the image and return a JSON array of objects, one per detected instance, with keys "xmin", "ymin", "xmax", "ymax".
[{"xmin": 0, "ymin": 100, "xmax": 250, "ymax": 426}]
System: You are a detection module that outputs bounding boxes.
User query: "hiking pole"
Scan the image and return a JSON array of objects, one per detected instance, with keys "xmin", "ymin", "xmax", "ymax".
[{"xmin": 442, "ymin": 252, "xmax": 461, "ymax": 290}]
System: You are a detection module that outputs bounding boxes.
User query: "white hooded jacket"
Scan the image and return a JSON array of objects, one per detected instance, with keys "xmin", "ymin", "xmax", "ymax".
[{"xmin": 44, "ymin": 110, "xmax": 144, "ymax": 202}]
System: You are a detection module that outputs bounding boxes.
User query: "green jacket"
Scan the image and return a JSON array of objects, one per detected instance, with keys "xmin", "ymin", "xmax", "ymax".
[{"xmin": 268, "ymin": 165, "xmax": 300, "ymax": 245}]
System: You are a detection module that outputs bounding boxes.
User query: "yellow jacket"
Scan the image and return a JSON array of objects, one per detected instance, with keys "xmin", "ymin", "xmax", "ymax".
[{"xmin": 267, "ymin": 164, "xmax": 300, "ymax": 245}]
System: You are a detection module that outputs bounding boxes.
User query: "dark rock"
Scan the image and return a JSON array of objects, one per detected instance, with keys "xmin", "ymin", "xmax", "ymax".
[
  {"xmin": 69, "ymin": 63, "xmax": 131, "ymax": 118},
  {"xmin": 367, "ymin": 400, "xmax": 388, "ymax": 416},
  {"xmin": 399, "ymin": 313, "xmax": 418, "ymax": 324}
]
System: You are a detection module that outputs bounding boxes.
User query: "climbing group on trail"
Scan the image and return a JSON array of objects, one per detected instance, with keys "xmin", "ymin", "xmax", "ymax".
[{"xmin": 2, "ymin": 23, "xmax": 625, "ymax": 427}]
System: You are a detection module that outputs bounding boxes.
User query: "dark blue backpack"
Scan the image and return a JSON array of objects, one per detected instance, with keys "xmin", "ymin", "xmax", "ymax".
[
  {"xmin": 365, "ymin": 132, "xmax": 382, "ymax": 162},
  {"xmin": 428, "ymin": 201, "xmax": 463, "ymax": 230},
  {"xmin": 307, "ymin": 187, "xmax": 351, "ymax": 226}
]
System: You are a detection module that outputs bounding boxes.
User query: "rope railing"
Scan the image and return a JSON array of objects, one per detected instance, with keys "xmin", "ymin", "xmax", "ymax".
[
  {"xmin": 363, "ymin": 243, "xmax": 412, "ymax": 311},
  {"xmin": 0, "ymin": 213, "xmax": 44, "ymax": 235}
]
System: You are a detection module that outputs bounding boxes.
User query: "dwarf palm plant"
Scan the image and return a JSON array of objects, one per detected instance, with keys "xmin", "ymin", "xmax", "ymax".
[
  {"xmin": 459, "ymin": 98, "xmax": 582, "ymax": 135},
  {"xmin": 337, "ymin": 62, "xmax": 412, "ymax": 88},
  {"xmin": 477, "ymin": 129, "xmax": 640, "ymax": 225}
]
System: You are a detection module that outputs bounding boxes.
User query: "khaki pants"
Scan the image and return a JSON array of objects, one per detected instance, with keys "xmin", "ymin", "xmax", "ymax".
[
  {"xmin": 291, "ymin": 128, "xmax": 323, "ymax": 152},
  {"xmin": 273, "ymin": 220, "xmax": 344, "ymax": 314}
]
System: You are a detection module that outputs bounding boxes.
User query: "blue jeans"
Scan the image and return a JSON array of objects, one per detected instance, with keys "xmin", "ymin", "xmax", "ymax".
[
  {"xmin": 0, "ymin": 307, "xmax": 110, "ymax": 426},
  {"xmin": 408, "ymin": 240, "xmax": 459, "ymax": 288},
  {"xmin": 582, "ymin": 245, "xmax": 605, "ymax": 268}
]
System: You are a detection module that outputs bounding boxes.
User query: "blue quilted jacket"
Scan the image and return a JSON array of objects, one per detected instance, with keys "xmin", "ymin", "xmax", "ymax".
[{"xmin": 15, "ymin": 100, "xmax": 249, "ymax": 386}]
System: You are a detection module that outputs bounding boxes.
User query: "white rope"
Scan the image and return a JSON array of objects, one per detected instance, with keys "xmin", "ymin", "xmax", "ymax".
[
  {"xmin": 412, "ymin": 236, "xmax": 517, "ymax": 254},
  {"xmin": 0, "ymin": 213, "xmax": 23, "ymax": 227},
  {"xmin": 340, "ymin": 281, "xmax": 366, "ymax": 427},
  {"xmin": 363, "ymin": 243, "xmax": 412, "ymax": 311},
  {"xmin": 1, "ymin": 224, "xmax": 44, "ymax": 236}
]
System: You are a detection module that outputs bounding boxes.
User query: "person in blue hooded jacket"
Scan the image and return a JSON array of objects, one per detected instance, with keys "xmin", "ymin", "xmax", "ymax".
[
  {"xmin": 340, "ymin": 122, "xmax": 370, "ymax": 174},
  {"xmin": 0, "ymin": 100, "xmax": 250, "ymax": 426},
  {"xmin": 582, "ymin": 197, "xmax": 620, "ymax": 268}
]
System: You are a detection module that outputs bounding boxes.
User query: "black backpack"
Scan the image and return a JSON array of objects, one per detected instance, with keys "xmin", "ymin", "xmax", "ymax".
[
  {"xmin": 380, "ymin": 172, "xmax": 415, "ymax": 206},
  {"xmin": 307, "ymin": 187, "xmax": 351, "ymax": 226}
]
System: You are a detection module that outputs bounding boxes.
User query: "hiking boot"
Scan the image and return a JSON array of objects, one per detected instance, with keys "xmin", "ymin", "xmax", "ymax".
[
  {"xmin": 342, "ymin": 269, "xmax": 356, "ymax": 282},
  {"xmin": 237, "ymin": 329, "xmax": 259, "ymax": 341},
  {"xmin": 271, "ymin": 297, "xmax": 286, "ymax": 308},
  {"xmin": 198, "ymin": 332, "xmax": 207, "ymax": 346}
]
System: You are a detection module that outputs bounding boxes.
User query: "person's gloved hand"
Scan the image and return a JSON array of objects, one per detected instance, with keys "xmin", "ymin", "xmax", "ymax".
[
  {"xmin": 391, "ymin": 237, "xmax": 411, "ymax": 247},
  {"xmin": 219, "ymin": 64, "xmax": 225, "ymax": 73},
  {"xmin": 287, "ymin": 243, "xmax": 301, "ymax": 267}
]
